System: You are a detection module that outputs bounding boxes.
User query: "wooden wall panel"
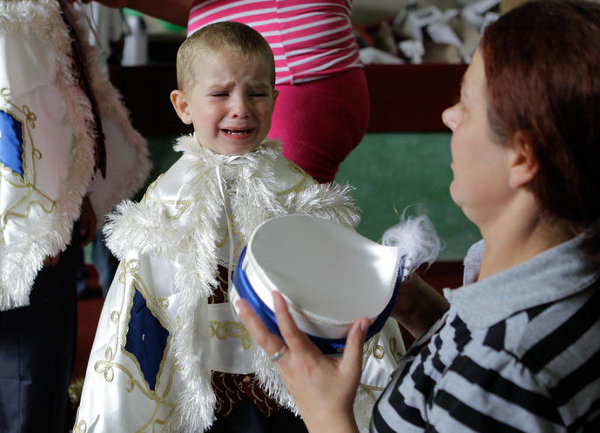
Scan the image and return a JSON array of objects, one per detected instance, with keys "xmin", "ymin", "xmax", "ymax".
[
  {"xmin": 109, "ymin": 63, "xmax": 467, "ymax": 136},
  {"xmin": 109, "ymin": 64, "xmax": 191, "ymax": 137},
  {"xmin": 365, "ymin": 63, "xmax": 467, "ymax": 132}
]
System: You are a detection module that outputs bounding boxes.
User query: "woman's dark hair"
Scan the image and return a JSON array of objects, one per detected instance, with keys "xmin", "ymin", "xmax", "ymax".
[{"xmin": 480, "ymin": 0, "xmax": 600, "ymax": 239}]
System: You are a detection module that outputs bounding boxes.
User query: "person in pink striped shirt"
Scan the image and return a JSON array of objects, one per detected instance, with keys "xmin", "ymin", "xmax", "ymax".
[
  {"xmin": 188, "ymin": 0, "xmax": 369, "ymax": 184},
  {"xmin": 82, "ymin": 0, "xmax": 369, "ymax": 183}
]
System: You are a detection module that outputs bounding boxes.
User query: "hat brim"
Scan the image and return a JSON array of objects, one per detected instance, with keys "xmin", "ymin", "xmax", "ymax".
[{"xmin": 231, "ymin": 247, "xmax": 405, "ymax": 355}]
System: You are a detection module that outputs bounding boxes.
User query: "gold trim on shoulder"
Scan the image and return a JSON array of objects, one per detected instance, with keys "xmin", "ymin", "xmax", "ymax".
[
  {"xmin": 141, "ymin": 173, "xmax": 194, "ymax": 220},
  {"xmin": 276, "ymin": 160, "xmax": 312, "ymax": 196}
]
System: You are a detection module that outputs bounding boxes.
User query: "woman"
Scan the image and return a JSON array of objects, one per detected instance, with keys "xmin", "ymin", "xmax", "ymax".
[{"xmin": 237, "ymin": 1, "xmax": 600, "ymax": 431}]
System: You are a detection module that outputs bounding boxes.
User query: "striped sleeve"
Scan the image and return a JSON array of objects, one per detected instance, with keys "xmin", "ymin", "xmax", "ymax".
[
  {"xmin": 371, "ymin": 284, "xmax": 600, "ymax": 432},
  {"xmin": 188, "ymin": 0, "xmax": 361, "ymax": 85}
]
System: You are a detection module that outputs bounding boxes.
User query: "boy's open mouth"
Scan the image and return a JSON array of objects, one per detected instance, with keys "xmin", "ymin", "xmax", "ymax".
[{"xmin": 222, "ymin": 129, "xmax": 252, "ymax": 136}]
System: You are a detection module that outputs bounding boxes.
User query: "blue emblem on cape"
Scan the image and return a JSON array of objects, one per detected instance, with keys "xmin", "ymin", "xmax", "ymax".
[
  {"xmin": 125, "ymin": 287, "xmax": 170, "ymax": 392},
  {"xmin": 0, "ymin": 110, "xmax": 24, "ymax": 178}
]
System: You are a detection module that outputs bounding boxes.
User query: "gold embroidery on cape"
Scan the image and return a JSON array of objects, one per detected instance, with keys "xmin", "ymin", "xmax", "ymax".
[
  {"xmin": 362, "ymin": 333, "xmax": 385, "ymax": 368},
  {"xmin": 356, "ymin": 331, "xmax": 404, "ymax": 402},
  {"xmin": 91, "ymin": 259, "xmax": 179, "ymax": 432},
  {"xmin": 141, "ymin": 174, "xmax": 163, "ymax": 202},
  {"xmin": 389, "ymin": 336, "xmax": 404, "ymax": 363},
  {"xmin": 72, "ymin": 419, "xmax": 87, "ymax": 433},
  {"xmin": 209, "ymin": 320, "xmax": 253, "ymax": 350},
  {"xmin": 0, "ymin": 88, "xmax": 56, "ymax": 245},
  {"xmin": 141, "ymin": 174, "xmax": 193, "ymax": 220},
  {"xmin": 215, "ymin": 213, "xmax": 245, "ymax": 258},
  {"xmin": 357, "ymin": 383, "xmax": 386, "ymax": 401},
  {"xmin": 276, "ymin": 161, "xmax": 311, "ymax": 196},
  {"xmin": 73, "ymin": 406, "xmax": 87, "ymax": 433}
]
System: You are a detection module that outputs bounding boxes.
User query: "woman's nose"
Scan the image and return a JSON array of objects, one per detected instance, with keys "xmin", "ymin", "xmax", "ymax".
[{"xmin": 442, "ymin": 105, "xmax": 459, "ymax": 131}]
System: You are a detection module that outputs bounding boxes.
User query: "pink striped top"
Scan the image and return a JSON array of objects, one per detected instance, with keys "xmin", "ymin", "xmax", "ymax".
[{"xmin": 188, "ymin": 0, "xmax": 361, "ymax": 85}]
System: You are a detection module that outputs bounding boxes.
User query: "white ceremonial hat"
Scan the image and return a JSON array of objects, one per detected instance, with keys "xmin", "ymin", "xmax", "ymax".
[{"xmin": 231, "ymin": 214, "xmax": 408, "ymax": 355}]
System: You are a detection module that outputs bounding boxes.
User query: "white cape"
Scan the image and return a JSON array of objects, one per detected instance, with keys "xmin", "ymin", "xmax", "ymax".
[
  {"xmin": 75, "ymin": 136, "xmax": 404, "ymax": 432},
  {"xmin": 0, "ymin": 0, "xmax": 150, "ymax": 310}
]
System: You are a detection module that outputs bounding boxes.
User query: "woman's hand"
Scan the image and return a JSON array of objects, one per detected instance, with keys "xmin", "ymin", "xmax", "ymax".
[{"xmin": 237, "ymin": 291, "xmax": 368, "ymax": 433}]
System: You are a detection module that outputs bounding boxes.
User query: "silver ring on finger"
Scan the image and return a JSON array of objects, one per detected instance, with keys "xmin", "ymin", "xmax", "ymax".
[{"xmin": 269, "ymin": 344, "xmax": 288, "ymax": 363}]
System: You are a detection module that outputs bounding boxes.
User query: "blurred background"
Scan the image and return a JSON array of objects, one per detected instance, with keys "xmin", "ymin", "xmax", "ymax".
[
  {"xmin": 72, "ymin": 0, "xmax": 514, "ymax": 398},
  {"xmin": 98, "ymin": 0, "xmax": 508, "ymax": 261}
]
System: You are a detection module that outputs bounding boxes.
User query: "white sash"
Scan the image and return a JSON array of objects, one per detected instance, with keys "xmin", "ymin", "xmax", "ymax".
[{"xmin": 207, "ymin": 302, "xmax": 257, "ymax": 374}]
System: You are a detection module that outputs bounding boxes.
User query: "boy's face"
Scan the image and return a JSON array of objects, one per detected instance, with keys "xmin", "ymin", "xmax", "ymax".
[{"xmin": 171, "ymin": 50, "xmax": 277, "ymax": 155}]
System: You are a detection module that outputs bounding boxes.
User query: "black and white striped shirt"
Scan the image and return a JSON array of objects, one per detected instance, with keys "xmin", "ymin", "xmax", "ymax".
[{"xmin": 372, "ymin": 236, "xmax": 600, "ymax": 432}]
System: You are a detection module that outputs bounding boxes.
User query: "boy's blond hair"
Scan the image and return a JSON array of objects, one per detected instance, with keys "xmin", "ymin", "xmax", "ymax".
[{"xmin": 176, "ymin": 21, "xmax": 276, "ymax": 94}]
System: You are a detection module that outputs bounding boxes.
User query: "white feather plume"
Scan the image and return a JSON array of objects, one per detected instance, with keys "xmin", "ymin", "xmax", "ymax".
[{"xmin": 381, "ymin": 211, "xmax": 442, "ymax": 275}]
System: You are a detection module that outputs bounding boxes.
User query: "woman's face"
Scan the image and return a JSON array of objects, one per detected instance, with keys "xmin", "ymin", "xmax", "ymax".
[{"xmin": 441, "ymin": 49, "xmax": 514, "ymax": 228}]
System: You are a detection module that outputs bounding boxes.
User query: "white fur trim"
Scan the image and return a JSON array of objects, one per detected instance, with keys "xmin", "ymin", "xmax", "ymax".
[
  {"xmin": 103, "ymin": 136, "xmax": 359, "ymax": 430},
  {"xmin": 0, "ymin": 0, "xmax": 149, "ymax": 310},
  {"xmin": 0, "ymin": 0, "xmax": 95, "ymax": 309}
]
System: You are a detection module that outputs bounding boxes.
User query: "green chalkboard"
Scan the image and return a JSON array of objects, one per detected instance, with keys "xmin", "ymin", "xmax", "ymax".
[
  {"xmin": 138, "ymin": 133, "xmax": 480, "ymax": 261},
  {"xmin": 336, "ymin": 133, "xmax": 480, "ymax": 260}
]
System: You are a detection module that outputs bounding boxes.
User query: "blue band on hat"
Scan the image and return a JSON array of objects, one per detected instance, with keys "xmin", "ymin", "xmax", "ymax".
[{"xmin": 233, "ymin": 248, "xmax": 404, "ymax": 355}]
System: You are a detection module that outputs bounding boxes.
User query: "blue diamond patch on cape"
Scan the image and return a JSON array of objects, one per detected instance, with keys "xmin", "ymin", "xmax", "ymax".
[
  {"xmin": 0, "ymin": 110, "xmax": 24, "ymax": 178},
  {"xmin": 125, "ymin": 287, "xmax": 170, "ymax": 392}
]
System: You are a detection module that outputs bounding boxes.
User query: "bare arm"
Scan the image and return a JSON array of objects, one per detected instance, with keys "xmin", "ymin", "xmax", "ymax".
[
  {"xmin": 71, "ymin": 0, "xmax": 195, "ymax": 27},
  {"xmin": 392, "ymin": 273, "xmax": 450, "ymax": 339}
]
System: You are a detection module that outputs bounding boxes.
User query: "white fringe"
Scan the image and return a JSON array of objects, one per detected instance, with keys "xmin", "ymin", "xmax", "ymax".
[
  {"xmin": 63, "ymin": 0, "xmax": 150, "ymax": 218},
  {"xmin": 0, "ymin": 0, "xmax": 96, "ymax": 310},
  {"xmin": 103, "ymin": 136, "xmax": 360, "ymax": 430},
  {"xmin": 0, "ymin": 0, "xmax": 149, "ymax": 310},
  {"xmin": 381, "ymin": 212, "xmax": 441, "ymax": 275}
]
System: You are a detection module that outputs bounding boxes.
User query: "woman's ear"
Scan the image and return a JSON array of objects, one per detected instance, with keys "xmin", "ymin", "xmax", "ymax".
[
  {"xmin": 508, "ymin": 130, "xmax": 539, "ymax": 189},
  {"xmin": 170, "ymin": 89, "xmax": 193, "ymax": 124}
]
